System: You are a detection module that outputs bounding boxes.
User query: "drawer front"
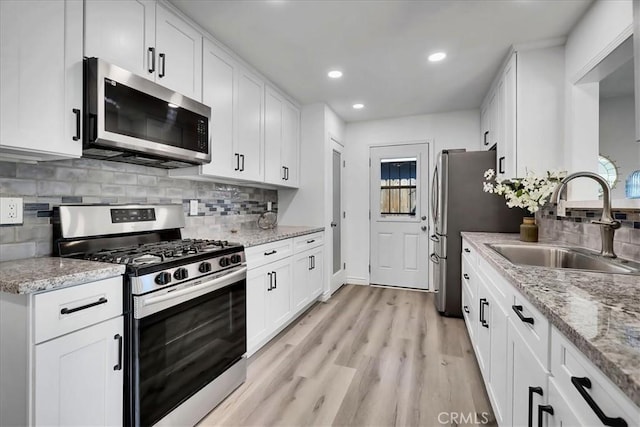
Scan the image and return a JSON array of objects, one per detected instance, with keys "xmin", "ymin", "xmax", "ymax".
[
  {"xmin": 461, "ymin": 238, "xmax": 476, "ymax": 265},
  {"xmin": 508, "ymin": 287, "xmax": 549, "ymax": 369},
  {"xmin": 550, "ymin": 327, "xmax": 640, "ymax": 425},
  {"xmin": 33, "ymin": 276, "xmax": 123, "ymax": 344},
  {"xmin": 461, "ymin": 255, "xmax": 477, "ymax": 299},
  {"xmin": 246, "ymin": 238, "xmax": 293, "ymax": 269},
  {"xmin": 293, "ymin": 232, "xmax": 324, "ymax": 253}
]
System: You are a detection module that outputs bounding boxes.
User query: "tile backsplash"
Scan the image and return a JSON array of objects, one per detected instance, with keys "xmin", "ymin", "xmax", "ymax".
[
  {"xmin": 0, "ymin": 158, "xmax": 277, "ymax": 261},
  {"xmin": 537, "ymin": 205, "xmax": 640, "ymax": 261}
]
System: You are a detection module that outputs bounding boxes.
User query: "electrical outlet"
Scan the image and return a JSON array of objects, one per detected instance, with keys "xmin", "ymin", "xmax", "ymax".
[
  {"xmin": 189, "ymin": 199, "xmax": 199, "ymax": 216},
  {"xmin": 0, "ymin": 197, "xmax": 23, "ymax": 225}
]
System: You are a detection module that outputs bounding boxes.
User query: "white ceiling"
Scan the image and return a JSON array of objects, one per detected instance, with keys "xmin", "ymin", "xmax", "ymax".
[{"xmin": 169, "ymin": 0, "xmax": 593, "ymax": 123}]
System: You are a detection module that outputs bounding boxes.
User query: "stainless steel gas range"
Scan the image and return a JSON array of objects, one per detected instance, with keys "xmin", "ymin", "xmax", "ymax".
[{"xmin": 53, "ymin": 204, "xmax": 247, "ymax": 427}]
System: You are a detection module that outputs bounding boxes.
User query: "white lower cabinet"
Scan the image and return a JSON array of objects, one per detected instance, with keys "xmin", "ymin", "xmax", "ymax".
[
  {"xmin": 461, "ymin": 237, "xmax": 640, "ymax": 426},
  {"xmin": 246, "ymin": 233, "xmax": 324, "ymax": 356},
  {"xmin": 34, "ymin": 316, "xmax": 123, "ymax": 426}
]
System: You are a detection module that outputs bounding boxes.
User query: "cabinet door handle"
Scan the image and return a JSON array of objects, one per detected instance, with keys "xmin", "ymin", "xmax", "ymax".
[
  {"xmin": 537, "ymin": 405, "xmax": 554, "ymax": 427},
  {"xmin": 264, "ymin": 250, "xmax": 277, "ymax": 256},
  {"xmin": 158, "ymin": 53, "xmax": 166, "ymax": 78},
  {"xmin": 239, "ymin": 154, "xmax": 245, "ymax": 171},
  {"xmin": 272, "ymin": 271, "xmax": 277, "ymax": 289},
  {"xmin": 498, "ymin": 156, "xmax": 505, "ymax": 174},
  {"xmin": 464, "ymin": 248, "xmax": 471, "ymax": 253},
  {"xmin": 282, "ymin": 166, "xmax": 286, "ymax": 180},
  {"xmin": 311, "ymin": 255, "xmax": 315, "ymax": 269},
  {"xmin": 113, "ymin": 334, "xmax": 123, "ymax": 371},
  {"xmin": 479, "ymin": 298, "xmax": 489, "ymax": 328},
  {"xmin": 483, "ymin": 131, "xmax": 489, "ymax": 146},
  {"xmin": 570, "ymin": 377, "xmax": 628, "ymax": 426},
  {"xmin": 463, "ymin": 273, "xmax": 470, "ymax": 280},
  {"xmin": 147, "ymin": 47, "xmax": 156, "ymax": 73},
  {"xmin": 234, "ymin": 153, "xmax": 240, "ymax": 171},
  {"xmin": 285, "ymin": 167, "xmax": 289, "ymax": 180},
  {"xmin": 528, "ymin": 386, "xmax": 543, "ymax": 427},
  {"xmin": 309, "ymin": 255, "xmax": 313, "ymax": 270},
  {"xmin": 512, "ymin": 305, "xmax": 535, "ymax": 325},
  {"xmin": 463, "ymin": 305, "xmax": 469, "ymax": 314},
  {"xmin": 60, "ymin": 297, "xmax": 107, "ymax": 315},
  {"xmin": 267, "ymin": 272, "xmax": 273, "ymax": 291},
  {"xmin": 72, "ymin": 108, "xmax": 81, "ymax": 141}
]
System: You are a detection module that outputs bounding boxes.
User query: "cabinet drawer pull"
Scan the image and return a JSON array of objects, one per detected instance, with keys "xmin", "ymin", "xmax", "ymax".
[
  {"xmin": 463, "ymin": 305, "xmax": 469, "ymax": 314},
  {"xmin": 512, "ymin": 305, "xmax": 535, "ymax": 325},
  {"xmin": 464, "ymin": 248, "xmax": 471, "ymax": 253},
  {"xmin": 537, "ymin": 405, "xmax": 554, "ymax": 427},
  {"xmin": 483, "ymin": 131, "xmax": 489, "ymax": 146},
  {"xmin": 60, "ymin": 297, "xmax": 107, "ymax": 315},
  {"xmin": 158, "ymin": 53, "xmax": 166, "ymax": 78},
  {"xmin": 528, "ymin": 386, "xmax": 543, "ymax": 427},
  {"xmin": 479, "ymin": 298, "xmax": 489, "ymax": 328},
  {"xmin": 72, "ymin": 108, "xmax": 81, "ymax": 141},
  {"xmin": 306, "ymin": 239, "xmax": 315, "ymax": 244},
  {"xmin": 264, "ymin": 250, "xmax": 277, "ymax": 256},
  {"xmin": 114, "ymin": 334, "xmax": 123, "ymax": 371},
  {"xmin": 147, "ymin": 47, "xmax": 155, "ymax": 73},
  {"xmin": 570, "ymin": 376, "xmax": 627, "ymax": 426},
  {"xmin": 463, "ymin": 273, "xmax": 470, "ymax": 280},
  {"xmin": 499, "ymin": 156, "xmax": 505, "ymax": 174}
]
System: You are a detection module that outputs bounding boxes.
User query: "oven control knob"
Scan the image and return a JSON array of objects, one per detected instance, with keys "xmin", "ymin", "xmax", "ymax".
[
  {"xmin": 219, "ymin": 257, "xmax": 230, "ymax": 267},
  {"xmin": 230, "ymin": 254, "xmax": 242, "ymax": 264},
  {"xmin": 155, "ymin": 272, "xmax": 172, "ymax": 286},
  {"xmin": 199, "ymin": 262, "xmax": 212, "ymax": 273},
  {"xmin": 173, "ymin": 268, "xmax": 188, "ymax": 281}
]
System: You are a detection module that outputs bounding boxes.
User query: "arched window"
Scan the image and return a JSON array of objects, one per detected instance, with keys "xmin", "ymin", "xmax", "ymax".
[{"xmin": 597, "ymin": 155, "xmax": 618, "ymax": 190}]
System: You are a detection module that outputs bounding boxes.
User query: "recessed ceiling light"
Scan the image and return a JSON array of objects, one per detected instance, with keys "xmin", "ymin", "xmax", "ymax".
[
  {"xmin": 428, "ymin": 52, "xmax": 447, "ymax": 62},
  {"xmin": 328, "ymin": 70, "xmax": 343, "ymax": 79},
  {"xmin": 352, "ymin": 103, "xmax": 364, "ymax": 110}
]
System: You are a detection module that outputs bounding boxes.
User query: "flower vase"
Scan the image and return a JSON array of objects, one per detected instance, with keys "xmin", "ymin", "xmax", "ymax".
[{"xmin": 520, "ymin": 217, "xmax": 538, "ymax": 242}]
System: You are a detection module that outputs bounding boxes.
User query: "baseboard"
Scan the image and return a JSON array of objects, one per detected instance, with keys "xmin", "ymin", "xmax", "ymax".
[{"xmin": 346, "ymin": 276, "xmax": 369, "ymax": 286}]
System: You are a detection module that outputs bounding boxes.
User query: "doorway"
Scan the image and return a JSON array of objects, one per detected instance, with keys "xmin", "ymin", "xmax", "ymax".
[
  {"xmin": 369, "ymin": 143, "xmax": 430, "ymax": 289},
  {"xmin": 330, "ymin": 138, "xmax": 346, "ymax": 295}
]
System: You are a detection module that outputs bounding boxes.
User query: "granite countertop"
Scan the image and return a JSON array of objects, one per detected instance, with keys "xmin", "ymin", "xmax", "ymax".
[
  {"xmin": 461, "ymin": 232, "xmax": 640, "ymax": 407},
  {"xmin": 0, "ymin": 258, "xmax": 126, "ymax": 295},
  {"xmin": 201, "ymin": 225, "xmax": 325, "ymax": 248}
]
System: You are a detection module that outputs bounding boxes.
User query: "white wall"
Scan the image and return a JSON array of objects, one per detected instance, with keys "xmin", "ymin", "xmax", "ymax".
[
  {"xmin": 564, "ymin": 0, "xmax": 632, "ymax": 200},
  {"xmin": 599, "ymin": 95, "xmax": 640, "ymax": 199},
  {"xmin": 343, "ymin": 109, "xmax": 480, "ymax": 285}
]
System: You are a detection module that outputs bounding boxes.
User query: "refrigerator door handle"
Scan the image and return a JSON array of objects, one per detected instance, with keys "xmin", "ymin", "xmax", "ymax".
[{"xmin": 431, "ymin": 164, "xmax": 439, "ymax": 224}]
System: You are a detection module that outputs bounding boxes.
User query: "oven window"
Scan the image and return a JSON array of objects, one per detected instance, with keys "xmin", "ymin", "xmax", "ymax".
[
  {"xmin": 104, "ymin": 78, "xmax": 208, "ymax": 154},
  {"xmin": 135, "ymin": 281, "xmax": 245, "ymax": 426}
]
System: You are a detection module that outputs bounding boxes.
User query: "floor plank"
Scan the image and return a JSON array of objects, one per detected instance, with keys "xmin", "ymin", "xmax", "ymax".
[{"xmin": 199, "ymin": 285, "xmax": 494, "ymax": 427}]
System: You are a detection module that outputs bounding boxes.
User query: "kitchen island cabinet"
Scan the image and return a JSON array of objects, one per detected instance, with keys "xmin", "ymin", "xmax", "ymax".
[
  {"xmin": 0, "ymin": 259, "xmax": 125, "ymax": 427},
  {"xmin": 0, "ymin": 0, "xmax": 83, "ymax": 162}
]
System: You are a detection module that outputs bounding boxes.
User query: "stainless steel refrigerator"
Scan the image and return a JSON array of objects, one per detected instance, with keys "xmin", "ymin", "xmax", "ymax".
[{"xmin": 430, "ymin": 149, "xmax": 524, "ymax": 317}]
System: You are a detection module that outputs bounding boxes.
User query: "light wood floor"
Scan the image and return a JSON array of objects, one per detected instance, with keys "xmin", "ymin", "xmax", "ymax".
[{"xmin": 199, "ymin": 285, "xmax": 495, "ymax": 427}]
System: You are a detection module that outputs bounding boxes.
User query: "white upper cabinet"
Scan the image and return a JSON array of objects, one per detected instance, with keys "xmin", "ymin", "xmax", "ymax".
[
  {"xmin": 0, "ymin": 0, "xmax": 83, "ymax": 162},
  {"xmin": 481, "ymin": 45, "xmax": 564, "ymax": 179},
  {"xmin": 236, "ymin": 68, "xmax": 265, "ymax": 182},
  {"xmin": 84, "ymin": 0, "xmax": 156, "ymax": 79},
  {"xmin": 264, "ymin": 86, "xmax": 300, "ymax": 187},
  {"xmin": 200, "ymin": 38, "xmax": 237, "ymax": 178},
  {"xmin": 155, "ymin": 3, "xmax": 202, "ymax": 100},
  {"xmin": 85, "ymin": 0, "xmax": 202, "ymax": 101}
]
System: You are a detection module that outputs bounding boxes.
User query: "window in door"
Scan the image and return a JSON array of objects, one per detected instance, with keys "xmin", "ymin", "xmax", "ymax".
[{"xmin": 380, "ymin": 157, "xmax": 417, "ymax": 215}]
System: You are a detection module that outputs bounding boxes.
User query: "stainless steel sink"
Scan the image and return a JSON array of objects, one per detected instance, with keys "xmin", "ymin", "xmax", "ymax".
[{"xmin": 487, "ymin": 243, "xmax": 640, "ymax": 275}]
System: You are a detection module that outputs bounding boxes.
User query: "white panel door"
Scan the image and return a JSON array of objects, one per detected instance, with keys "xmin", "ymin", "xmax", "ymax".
[
  {"xmin": 34, "ymin": 316, "xmax": 123, "ymax": 426},
  {"xmin": 236, "ymin": 68, "xmax": 264, "ymax": 182},
  {"xmin": 0, "ymin": 0, "xmax": 83, "ymax": 159},
  {"xmin": 155, "ymin": 3, "xmax": 202, "ymax": 100},
  {"xmin": 370, "ymin": 143, "xmax": 429, "ymax": 289},
  {"xmin": 201, "ymin": 39, "xmax": 236, "ymax": 177},
  {"xmin": 84, "ymin": 0, "xmax": 156, "ymax": 79}
]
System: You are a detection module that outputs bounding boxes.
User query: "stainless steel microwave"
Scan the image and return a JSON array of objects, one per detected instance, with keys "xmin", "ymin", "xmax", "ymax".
[{"xmin": 83, "ymin": 58, "xmax": 211, "ymax": 168}]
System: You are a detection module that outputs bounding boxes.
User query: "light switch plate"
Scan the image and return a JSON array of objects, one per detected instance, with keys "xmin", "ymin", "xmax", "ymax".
[
  {"xmin": 0, "ymin": 197, "xmax": 23, "ymax": 224},
  {"xmin": 189, "ymin": 199, "xmax": 198, "ymax": 216}
]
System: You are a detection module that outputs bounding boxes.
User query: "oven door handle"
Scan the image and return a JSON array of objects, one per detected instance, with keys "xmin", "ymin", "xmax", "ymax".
[{"xmin": 142, "ymin": 266, "xmax": 247, "ymax": 308}]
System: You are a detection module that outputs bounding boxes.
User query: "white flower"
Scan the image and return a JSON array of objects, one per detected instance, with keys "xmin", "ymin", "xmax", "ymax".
[
  {"xmin": 482, "ymin": 168, "xmax": 564, "ymax": 214},
  {"xmin": 483, "ymin": 182, "xmax": 494, "ymax": 193},
  {"xmin": 484, "ymin": 169, "xmax": 495, "ymax": 180}
]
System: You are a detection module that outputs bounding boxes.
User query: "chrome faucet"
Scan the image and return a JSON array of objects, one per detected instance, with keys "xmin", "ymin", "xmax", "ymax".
[{"xmin": 551, "ymin": 171, "xmax": 621, "ymax": 258}]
